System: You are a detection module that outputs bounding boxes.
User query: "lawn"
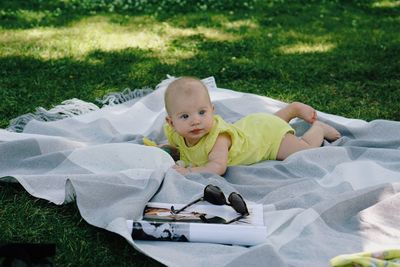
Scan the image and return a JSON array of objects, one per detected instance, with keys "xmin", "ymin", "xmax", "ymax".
[{"xmin": 0, "ymin": 0, "xmax": 399, "ymax": 266}]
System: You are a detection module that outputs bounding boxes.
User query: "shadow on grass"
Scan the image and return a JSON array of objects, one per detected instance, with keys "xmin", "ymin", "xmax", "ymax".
[
  {"xmin": 0, "ymin": 0, "xmax": 256, "ymax": 29},
  {"xmin": 1, "ymin": 0, "xmax": 399, "ymax": 29},
  {"xmin": 0, "ymin": 48, "xmax": 172, "ymax": 127}
]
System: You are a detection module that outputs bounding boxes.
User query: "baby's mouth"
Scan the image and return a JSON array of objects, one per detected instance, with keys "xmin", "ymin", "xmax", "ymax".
[{"xmin": 190, "ymin": 129, "xmax": 202, "ymax": 134}]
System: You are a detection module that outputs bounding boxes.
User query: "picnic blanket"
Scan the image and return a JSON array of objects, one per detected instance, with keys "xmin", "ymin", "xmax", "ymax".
[{"xmin": 1, "ymin": 76, "xmax": 399, "ymax": 267}]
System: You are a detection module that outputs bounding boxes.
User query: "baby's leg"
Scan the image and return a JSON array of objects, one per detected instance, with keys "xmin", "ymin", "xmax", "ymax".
[
  {"xmin": 274, "ymin": 102, "xmax": 317, "ymax": 124},
  {"xmin": 276, "ymin": 121, "xmax": 341, "ymax": 160},
  {"xmin": 304, "ymin": 121, "xmax": 341, "ymax": 143}
]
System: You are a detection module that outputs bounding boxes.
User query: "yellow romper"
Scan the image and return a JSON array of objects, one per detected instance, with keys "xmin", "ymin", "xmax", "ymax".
[{"xmin": 164, "ymin": 114, "xmax": 295, "ymax": 167}]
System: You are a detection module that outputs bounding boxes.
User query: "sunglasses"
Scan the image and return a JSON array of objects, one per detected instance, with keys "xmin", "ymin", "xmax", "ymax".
[{"xmin": 171, "ymin": 184, "xmax": 249, "ymax": 224}]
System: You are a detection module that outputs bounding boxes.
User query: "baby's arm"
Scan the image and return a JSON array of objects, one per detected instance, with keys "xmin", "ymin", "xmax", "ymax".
[{"xmin": 173, "ymin": 133, "xmax": 231, "ymax": 176}]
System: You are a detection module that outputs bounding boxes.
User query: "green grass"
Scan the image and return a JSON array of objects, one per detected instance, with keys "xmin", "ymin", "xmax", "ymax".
[{"xmin": 1, "ymin": 0, "xmax": 399, "ymax": 266}]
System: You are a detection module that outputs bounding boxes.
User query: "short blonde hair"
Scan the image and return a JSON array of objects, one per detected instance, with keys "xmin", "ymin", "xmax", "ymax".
[{"xmin": 164, "ymin": 76, "xmax": 211, "ymax": 115}]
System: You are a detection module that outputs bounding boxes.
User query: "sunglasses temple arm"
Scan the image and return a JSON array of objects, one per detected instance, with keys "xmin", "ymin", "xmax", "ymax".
[
  {"xmin": 172, "ymin": 197, "xmax": 203, "ymax": 214},
  {"xmin": 224, "ymin": 213, "xmax": 248, "ymax": 224}
]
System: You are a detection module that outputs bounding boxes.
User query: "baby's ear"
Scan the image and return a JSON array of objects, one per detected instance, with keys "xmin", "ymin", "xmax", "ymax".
[
  {"xmin": 166, "ymin": 116, "xmax": 173, "ymax": 127},
  {"xmin": 212, "ymin": 104, "xmax": 215, "ymax": 113}
]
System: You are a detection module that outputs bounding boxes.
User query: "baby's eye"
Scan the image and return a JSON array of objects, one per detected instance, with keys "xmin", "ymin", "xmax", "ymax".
[
  {"xmin": 180, "ymin": 114, "xmax": 189, "ymax": 119},
  {"xmin": 199, "ymin": 110, "xmax": 206, "ymax": 115}
]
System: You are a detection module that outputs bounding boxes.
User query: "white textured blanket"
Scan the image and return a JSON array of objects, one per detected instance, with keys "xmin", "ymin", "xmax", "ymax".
[{"xmin": 1, "ymin": 76, "xmax": 400, "ymax": 267}]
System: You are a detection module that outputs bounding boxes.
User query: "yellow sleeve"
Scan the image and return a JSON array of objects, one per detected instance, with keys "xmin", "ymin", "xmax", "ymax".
[
  {"xmin": 143, "ymin": 137, "xmax": 157, "ymax": 146},
  {"xmin": 163, "ymin": 123, "xmax": 178, "ymax": 146}
]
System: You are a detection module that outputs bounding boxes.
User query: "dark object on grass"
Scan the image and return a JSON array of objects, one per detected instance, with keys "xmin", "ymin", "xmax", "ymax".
[{"xmin": 0, "ymin": 243, "xmax": 56, "ymax": 267}]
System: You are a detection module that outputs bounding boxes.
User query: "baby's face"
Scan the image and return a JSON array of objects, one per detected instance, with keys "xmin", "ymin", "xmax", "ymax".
[{"xmin": 166, "ymin": 82, "xmax": 214, "ymax": 147}]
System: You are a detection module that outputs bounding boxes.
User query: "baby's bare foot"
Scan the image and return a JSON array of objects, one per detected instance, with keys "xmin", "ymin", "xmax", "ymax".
[
  {"xmin": 314, "ymin": 121, "xmax": 341, "ymax": 141},
  {"xmin": 291, "ymin": 102, "xmax": 317, "ymax": 124}
]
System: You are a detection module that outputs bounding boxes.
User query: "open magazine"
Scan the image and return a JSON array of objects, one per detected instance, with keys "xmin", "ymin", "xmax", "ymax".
[{"xmin": 127, "ymin": 202, "xmax": 267, "ymax": 246}]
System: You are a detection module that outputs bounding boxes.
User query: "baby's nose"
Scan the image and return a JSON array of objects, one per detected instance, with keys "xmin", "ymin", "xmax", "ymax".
[{"xmin": 191, "ymin": 116, "xmax": 201, "ymax": 125}]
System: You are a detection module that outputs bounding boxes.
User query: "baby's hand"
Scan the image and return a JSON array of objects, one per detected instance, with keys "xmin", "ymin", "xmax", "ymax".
[{"xmin": 172, "ymin": 164, "xmax": 191, "ymax": 175}]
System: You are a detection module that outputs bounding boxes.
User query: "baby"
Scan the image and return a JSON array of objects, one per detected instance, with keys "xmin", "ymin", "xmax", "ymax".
[{"xmin": 164, "ymin": 77, "xmax": 341, "ymax": 175}]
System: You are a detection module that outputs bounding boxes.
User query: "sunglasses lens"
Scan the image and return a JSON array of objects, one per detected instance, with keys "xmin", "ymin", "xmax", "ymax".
[
  {"xmin": 228, "ymin": 193, "xmax": 249, "ymax": 215},
  {"xmin": 204, "ymin": 185, "xmax": 227, "ymax": 205}
]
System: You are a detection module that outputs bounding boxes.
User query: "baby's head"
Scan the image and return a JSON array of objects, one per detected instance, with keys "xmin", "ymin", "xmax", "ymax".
[
  {"xmin": 164, "ymin": 77, "xmax": 214, "ymax": 146},
  {"xmin": 164, "ymin": 77, "xmax": 212, "ymax": 115}
]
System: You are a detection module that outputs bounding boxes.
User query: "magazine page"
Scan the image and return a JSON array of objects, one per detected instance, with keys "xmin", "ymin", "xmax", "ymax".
[{"xmin": 127, "ymin": 202, "xmax": 267, "ymax": 246}]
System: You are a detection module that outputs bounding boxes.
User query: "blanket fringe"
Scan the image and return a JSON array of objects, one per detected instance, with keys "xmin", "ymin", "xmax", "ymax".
[
  {"xmin": 7, "ymin": 98, "xmax": 100, "ymax": 132},
  {"xmin": 98, "ymin": 87, "xmax": 154, "ymax": 106}
]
